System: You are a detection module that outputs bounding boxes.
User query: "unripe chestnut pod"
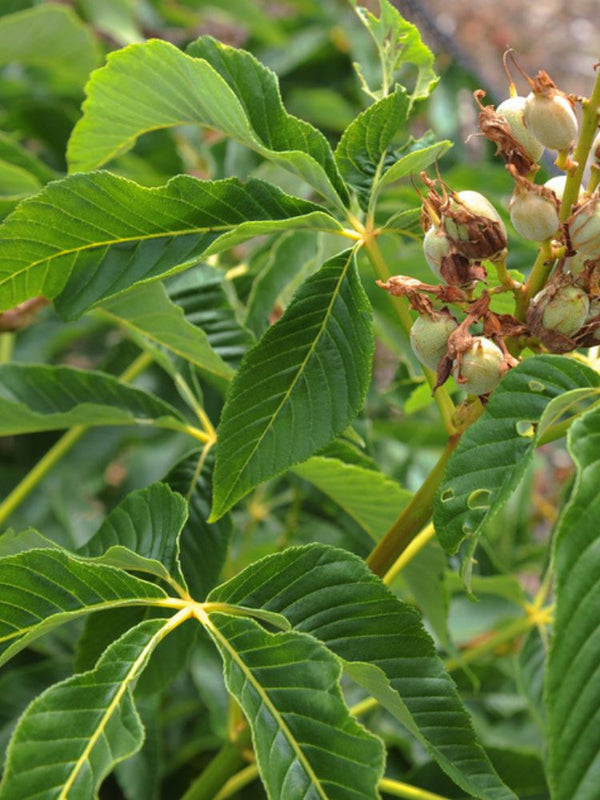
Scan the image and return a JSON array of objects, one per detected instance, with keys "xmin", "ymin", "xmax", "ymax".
[
  {"xmin": 410, "ymin": 311, "xmax": 458, "ymax": 371},
  {"xmin": 509, "ymin": 186, "xmax": 559, "ymax": 241},
  {"xmin": 543, "ymin": 175, "xmax": 584, "ymax": 203},
  {"xmin": 443, "ymin": 190, "xmax": 507, "ymax": 260},
  {"xmin": 496, "ymin": 96, "xmax": 545, "ymax": 163},
  {"xmin": 535, "ymin": 285, "xmax": 589, "ymax": 336},
  {"xmin": 453, "ymin": 336, "xmax": 505, "ymax": 396},
  {"xmin": 568, "ymin": 197, "xmax": 600, "ymax": 259},
  {"xmin": 422, "ymin": 226, "xmax": 450, "ymax": 280},
  {"xmin": 524, "ymin": 92, "xmax": 578, "ymax": 151}
]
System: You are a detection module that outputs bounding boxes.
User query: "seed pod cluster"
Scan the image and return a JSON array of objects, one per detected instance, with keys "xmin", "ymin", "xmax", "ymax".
[{"xmin": 378, "ymin": 54, "xmax": 600, "ymax": 399}]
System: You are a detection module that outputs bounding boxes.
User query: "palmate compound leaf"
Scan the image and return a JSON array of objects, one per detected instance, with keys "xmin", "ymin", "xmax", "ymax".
[
  {"xmin": 433, "ymin": 355, "xmax": 600, "ymax": 555},
  {"xmin": 0, "ymin": 550, "xmax": 167, "ymax": 667},
  {"xmin": 0, "ymin": 363, "xmax": 187, "ymax": 436},
  {"xmin": 78, "ymin": 482, "xmax": 189, "ymax": 594},
  {"xmin": 209, "ymin": 544, "xmax": 517, "ymax": 800},
  {"xmin": 546, "ymin": 404, "xmax": 600, "ymax": 800},
  {"xmin": 0, "ymin": 171, "xmax": 343, "ymax": 319},
  {"xmin": 204, "ymin": 612, "xmax": 385, "ymax": 800},
  {"xmin": 67, "ymin": 37, "xmax": 348, "ymax": 209},
  {"xmin": 211, "ymin": 249, "xmax": 374, "ymax": 519},
  {"xmin": 0, "ymin": 619, "xmax": 169, "ymax": 800}
]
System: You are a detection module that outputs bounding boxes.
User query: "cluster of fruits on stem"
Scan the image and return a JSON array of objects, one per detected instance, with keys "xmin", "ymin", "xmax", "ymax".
[{"xmin": 379, "ymin": 53, "xmax": 600, "ymax": 398}]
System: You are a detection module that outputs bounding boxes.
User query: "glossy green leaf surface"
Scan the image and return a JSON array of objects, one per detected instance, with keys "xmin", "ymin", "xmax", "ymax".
[
  {"xmin": 100, "ymin": 283, "xmax": 234, "ymax": 381},
  {"xmin": 547, "ymin": 404, "xmax": 600, "ymax": 800},
  {"xmin": 0, "ymin": 363, "xmax": 186, "ymax": 436},
  {"xmin": 165, "ymin": 450, "xmax": 232, "ymax": 600},
  {"xmin": 0, "ymin": 549, "xmax": 167, "ymax": 667},
  {"xmin": 211, "ymin": 250, "xmax": 374, "ymax": 518},
  {"xmin": 79, "ymin": 482, "xmax": 188, "ymax": 593},
  {"xmin": 292, "ymin": 455, "xmax": 411, "ymax": 540},
  {"xmin": 434, "ymin": 356, "xmax": 600, "ymax": 554},
  {"xmin": 210, "ymin": 544, "xmax": 516, "ymax": 800},
  {"xmin": 166, "ymin": 265, "xmax": 255, "ymax": 370},
  {"xmin": 0, "ymin": 619, "xmax": 167, "ymax": 800},
  {"xmin": 68, "ymin": 37, "xmax": 348, "ymax": 208},
  {"xmin": 0, "ymin": 4, "xmax": 100, "ymax": 88},
  {"xmin": 206, "ymin": 612, "xmax": 384, "ymax": 800},
  {"xmin": 0, "ymin": 172, "xmax": 340, "ymax": 319}
]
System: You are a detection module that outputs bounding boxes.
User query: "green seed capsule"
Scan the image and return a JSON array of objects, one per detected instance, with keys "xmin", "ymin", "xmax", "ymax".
[
  {"xmin": 537, "ymin": 285, "xmax": 589, "ymax": 336},
  {"xmin": 509, "ymin": 185, "xmax": 559, "ymax": 241},
  {"xmin": 524, "ymin": 92, "xmax": 578, "ymax": 151},
  {"xmin": 496, "ymin": 96, "xmax": 545, "ymax": 162},
  {"xmin": 568, "ymin": 197, "xmax": 600, "ymax": 259},
  {"xmin": 422, "ymin": 226, "xmax": 450, "ymax": 280},
  {"xmin": 410, "ymin": 312, "xmax": 458, "ymax": 371},
  {"xmin": 453, "ymin": 336, "xmax": 505, "ymax": 395}
]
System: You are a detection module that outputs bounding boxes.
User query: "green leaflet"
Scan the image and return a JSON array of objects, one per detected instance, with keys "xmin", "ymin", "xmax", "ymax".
[
  {"xmin": 211, "ymin": 249, "xmax": 374, "ymax": 519},
  {"xmin": 206, "ymin": 612, "xmax": 384, "ymax": 800},
  {"xmin": 0, "ymin": 363, "xmax": 186, "ymax": 436},
  {"xmin": 67, "ymin": 37, "xmax": 348, "ymax": 208},
  {"xmin": 292, "ymin": 455, "xmax": 412, "ymax": 541},
  {"xmin": 165, "ymin": 450, "xmax": 232, "ymax": 600},
  {"xmin": 0, "ymin": 172, "xmax": 341, "ymax": 318},
  {"xmin": 209, "ymin": 543, "xmax": 517, "ymax": 800},
  {"xmin": 0, "ymin": 549, "xmax": 167, "ymax": 666},
  {"xmin": 434, "ymin": 355, "xmax": 600, "ymax": 554},
  {"xmin": 335, "ymin": 87, "xmax": 410, "ymax": 210},
  {"xmin": 100, "ymin": 282, "xmax": 235, "ymax": 382},
  {"xmin": 546, "ymin": 404, "xmax": 600, "ymax": 799},
  {"xmin": 0, "ymin": 619, "xmax": 167, "ymax": 800},
  {"xmin": 78, "ymin": 482, "xmax": 189, "ymax": 593},
  {"xmin": 0, "ymin": 4, "xmax": 100, "ymax": 89},
  {"xmin": 166, "ymin": 264, "xmax": 255, "ymax": 371}
]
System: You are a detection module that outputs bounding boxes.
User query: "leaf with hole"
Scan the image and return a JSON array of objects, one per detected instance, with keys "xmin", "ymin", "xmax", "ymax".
[
  {"xmin": 434, "ymin": 355, "xmax": 600, "ymax": 554},
  {"xmin": 546, "ymin": 404, "xmax": 600, "ymax": 800}
]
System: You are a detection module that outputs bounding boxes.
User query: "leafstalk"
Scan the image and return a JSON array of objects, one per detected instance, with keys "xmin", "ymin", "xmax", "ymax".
[
  {"xmin": 179, "ymin": 742, "xmax": 247, "ymax": 800},
  {"xmin": 367, "ymin": 436, "xmax": 460, "ymax": 577},
  {"xmin": 383, "ymin": 522, "xmax": 436, "ymax": 585},
  {"xmin": 379, "ymin": 778, "xmax": 451, "ymax": 800},
  {"xmin": 516, "ymin": 238, "xmax": 553, "ymax": 319}
]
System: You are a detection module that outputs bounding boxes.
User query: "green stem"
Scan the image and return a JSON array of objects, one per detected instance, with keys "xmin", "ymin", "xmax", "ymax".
[
  {"xmin": 180, "ymin": 742, "xmax": 246, "ymax": 800},
  {"xmin": 379, "ymin": 777, "xmax": 451, "ymax": 800},
  {"xmin": 0, "ymin": 332, "xmax": 14, "ymax": 363},
  {"xmin": 367, "ymin": 435, "xmax": 460, "ymax": 577},
  {"xmin": 361, "ymin": 234, "xmax": 457, "ymax": 434},
  {"xmin": 559, "ymin": 66, "xmax": 600, "ymax": 222},
  {"xmin": 443, "ymin": 608, "xmax": 552, "ymax": 672},
  {"xmin": 383, "ymin": 522, "xmax": 436, "ymax": 585},
  {"xmin": 0, "ymin": 351, "xmax": 153, "ymax": 529},
  {"xmin": 214, "ymin": 764, "xmax": 259, "ymax": 800},
  {"xmin": 516, "ymin": 239, "xmax": 553, "ymax": 319}
]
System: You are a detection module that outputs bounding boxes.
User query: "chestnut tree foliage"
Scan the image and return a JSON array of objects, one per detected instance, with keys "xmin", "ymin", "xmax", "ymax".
[{"xmin": 0, "ymin": 2, "xmax": 599, "ymax": 799}]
